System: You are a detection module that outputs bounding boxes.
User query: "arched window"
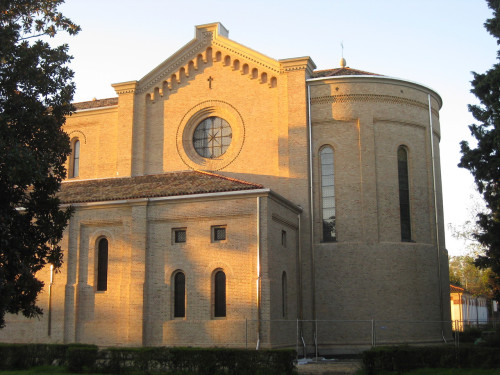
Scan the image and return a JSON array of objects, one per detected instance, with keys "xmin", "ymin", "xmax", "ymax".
[
  {"xmin": 398, "ymin": 146, "xmax": 411, "ymax": 241},
  {"xmin": 174, "ymin": 272, "xmax": 186, "ymax": 318},
  {"xmin": 70, "ymin": 139, "xmax": 80, "ymax": 178},
  {"xmin": 282, "ymin": 271, "xmax": 287, "ymax": 319},
  {"xmin": 96, "ymin": 238, "xmax": 108, "ymax": 291},
  {"xmin": 214, "ymin": 270, "xmax": 226, "ymax": 317},
  {"xmin": 320, "ymin": 146, "xmax": 336, "ymax": 241}
]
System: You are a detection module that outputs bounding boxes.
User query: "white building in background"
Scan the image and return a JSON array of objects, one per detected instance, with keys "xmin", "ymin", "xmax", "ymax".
[{"xmin": 450, "ymin": 284, "xmax": 488, "ymax": 331}]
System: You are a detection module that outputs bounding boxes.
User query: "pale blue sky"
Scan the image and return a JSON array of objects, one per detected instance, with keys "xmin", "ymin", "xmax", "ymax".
[{"xmin": 57, "ymin": 0, "xmax": 497, "ymax": 256}]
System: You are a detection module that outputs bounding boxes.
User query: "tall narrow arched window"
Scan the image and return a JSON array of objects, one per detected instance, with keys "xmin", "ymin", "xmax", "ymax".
[
  {"xmin": 320, "ymin": 146, "xmax": 336, "ymax": 241},
  {"xmin": 174, "ymin": 272, "xmax": 186, "ymax": 318},
  {"xmin": 214, "ymin": 270, "xmax": 226, "ymax": 317},
  {"xmin": 96, "ymin": 238, "xmax": 108, "ymax": 291},
  {"xmin": 397, "ymin": 146, "xmax": 411, "ymax": 241},
  {"xmin": 282, "ymin": 271, "xmax": 287, "ymax": 319},
  {"xmin": 70, "ymin": 139, "xmax": 80, "ymax": 178}
]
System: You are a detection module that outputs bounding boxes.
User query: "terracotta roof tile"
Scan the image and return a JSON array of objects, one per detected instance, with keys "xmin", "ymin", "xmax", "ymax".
[
  {"xmin": 311, "ymin": 67, "xmax": 382, "ymax": 78},
  {"xmin": 73, "ymin": 97, "xmax": 118, "ymax": 110},
  {"xmin": 450, "ymin": 284, "xmax": 465, "ymax": 293},
  {"xmin": 59, "ymin": 171, "xmax": 264, "ymax": 204}
]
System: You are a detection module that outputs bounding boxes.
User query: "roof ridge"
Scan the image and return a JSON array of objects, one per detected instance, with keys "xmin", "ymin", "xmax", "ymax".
[
  {"xmin": 73, "ymin": 97, "xmax": 118, "ymax": 105},
  {"xmin": 73, "ymin": 97, "xmax": 119, "ymax": 111},
  {"xmin": 194, "ymin": 170, "xmax": 264, "ymax": 188},
  {"xmin": 311, "ymin": 67, "xmax": 382, "ymax": 78}
]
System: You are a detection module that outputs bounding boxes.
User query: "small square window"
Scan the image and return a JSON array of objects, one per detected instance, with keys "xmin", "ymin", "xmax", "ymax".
[
  {"xmin": 173, "ymin": 229, "xmax": 186, "ymax": 243},
  {"xmin": 213, "ymin": 226, "xmax": 226, "ymax": 242},
  {"xmin": 281, "ymin": 230, "xmax": 287, "ymax": 247}
]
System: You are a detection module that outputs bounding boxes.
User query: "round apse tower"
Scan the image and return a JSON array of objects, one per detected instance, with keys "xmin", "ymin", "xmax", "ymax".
[{"xmin": 307, "ymin": 65, "xmax": 451, "ymax": 349}]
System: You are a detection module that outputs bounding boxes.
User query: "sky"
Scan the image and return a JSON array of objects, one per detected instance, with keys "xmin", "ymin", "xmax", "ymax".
[{"xmin": 54, "ymin": 0, "xmax": 498, "ymax": 256}]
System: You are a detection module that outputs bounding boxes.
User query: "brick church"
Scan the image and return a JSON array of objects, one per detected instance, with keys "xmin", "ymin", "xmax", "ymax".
[{"xmin": 0, "ymin": 23, "xmax": 451, "ymax": 352}]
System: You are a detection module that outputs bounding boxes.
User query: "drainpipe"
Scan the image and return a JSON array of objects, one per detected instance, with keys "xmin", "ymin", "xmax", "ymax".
[
  {"xmin": 428, "ymin": 94, "xmax": 445, "ymax": 341},
  {"xmin": 307, "ymin": 84, "xmax": 316, "ymax": 323},
  {"xmin": 297, "ymin": 210, "xmax": 306, "ymax": 357},
  {"xmin": 256, "ymin": 196, "xmax": 261, "ymax": 350},
  {"xmin": 307, "ymin": 83, "xmax": 318, "ymax": 358}
]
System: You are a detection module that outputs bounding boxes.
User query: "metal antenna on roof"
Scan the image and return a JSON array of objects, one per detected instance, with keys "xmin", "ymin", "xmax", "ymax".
[{"xmin": 340, "ymin": 42, "xmax": 346, "ymax": 68}]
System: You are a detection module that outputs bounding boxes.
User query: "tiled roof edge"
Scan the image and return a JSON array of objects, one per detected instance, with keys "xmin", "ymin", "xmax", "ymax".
[
  {"xmin": 59, "ymin": 171, "xmax": 266, "ymax": 204},
  {"xmin": 61, "ymin": 187, "xmax": 263, "ymax": 205},
  {"xmin": 195, "ymin": 170, "xmax": 264, "ymax": 188},
  {"xmin": 73, "ymin": 97, "xmax": 119, "ymax": 111}
]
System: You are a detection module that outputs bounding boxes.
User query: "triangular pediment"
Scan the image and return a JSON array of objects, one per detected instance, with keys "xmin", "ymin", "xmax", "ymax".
[{"xmin": 136, "ymin": 22, "xmax": 282, "ymax": 96}]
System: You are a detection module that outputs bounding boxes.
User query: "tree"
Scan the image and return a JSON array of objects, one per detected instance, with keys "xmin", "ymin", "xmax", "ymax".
[
  {"xmin": 449, "ymin": 255, "xmax": 493, "ymax": 297},
  {"xmin": 448, "ymin": 196, "xmax": 493, "ymax": 297},
  {"xmin": 448, "ymin": 194, "xmax": 488, "ymax": 257},
  {"xmin": 0, "ymin": 1, "xmax": 79, "ymax": 328},
  {"xmin": 459, "ymin": 0, "xmax": 500, "ymax": 302}
]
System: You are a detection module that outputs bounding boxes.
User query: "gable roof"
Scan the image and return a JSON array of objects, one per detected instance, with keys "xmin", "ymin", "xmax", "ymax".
[
  {"xmin": 59, "ymin": 171, "xmax": 264, "ymax": 204},
  {"xmin": 311, "ymin": 67, "xmax": 382, "ymax": 78},
  {"xmin": 136, "ymin": 22, "xmax": 281, "ymax": 95}
]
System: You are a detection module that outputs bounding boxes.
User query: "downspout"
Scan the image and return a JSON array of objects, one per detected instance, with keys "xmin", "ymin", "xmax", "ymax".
[
  {"xmin": 297, "ymin": 210, "xmax": 306, "ymax": 357},
  {"xmin": 307, "ymin": 84, "xmax": 316, "ymax": 323},
  {"xmin": 256, "ymin": 196, "xmax": 261, "ymax": 350},
  {"xmin": 428, "ymin": 94, "xmax": 445, "ymax": 341},
  {"xmin": 307, "ymin": 83, "xmax": 318, "ymax": 357}
]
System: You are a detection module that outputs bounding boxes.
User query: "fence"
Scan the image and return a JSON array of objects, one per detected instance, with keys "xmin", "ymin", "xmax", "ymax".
[{"xmin": 240, "ymin": 319, "xmax": 500, "ymax": 358}]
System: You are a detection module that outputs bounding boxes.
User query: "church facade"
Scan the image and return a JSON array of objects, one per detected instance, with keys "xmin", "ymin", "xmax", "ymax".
[{"xmin": 0, "ymin": 23, "xmax": 451, "ymax": 351}]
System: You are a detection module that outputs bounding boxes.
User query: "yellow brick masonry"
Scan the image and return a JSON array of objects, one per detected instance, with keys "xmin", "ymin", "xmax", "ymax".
[{"xmin": 0, "ymin": 23, "xmax": 451, "ymax": 352}]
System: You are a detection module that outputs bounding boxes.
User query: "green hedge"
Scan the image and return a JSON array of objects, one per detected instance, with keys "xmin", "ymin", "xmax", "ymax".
[
  {"xmin": 456, "ymin": 326, "xmax": 483, "ymax": 343},
  {"xmin": 97, "ymin": 347, "xmax": 295, "ymax": 375},
  {"xmin": 362, "ymin": 345, "xmax": 500, "ymax": 374},
  {"xmin": 0, "ymin": 344, "xmax": 296, "ymax": 374},
  {"xmin": 0, "ymin": 343, "xmax": 69, "ymax": 370},
  {"xmin": 67, "ymin": 345, "xmax": 99, "ymax": 373}
]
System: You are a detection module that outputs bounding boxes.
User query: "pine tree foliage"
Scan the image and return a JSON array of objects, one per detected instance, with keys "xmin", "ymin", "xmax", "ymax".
[
  {"xmin": 459, "ymin": 0, "xmax": 500, "ymax": 301},
  {"xmin": 0, "ymin": 0, "xmax": 79, "ymax": 328}
]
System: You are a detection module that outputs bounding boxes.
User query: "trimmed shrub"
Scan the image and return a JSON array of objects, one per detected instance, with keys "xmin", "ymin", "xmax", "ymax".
[
  {"xmin": 0, "ymin": 343, "xmax": 70, "ymax": 370},
  {"xmin": 67, "ymin": 344, "xmax": 98, "ymax": 373},
  {"xmin": 0, "ymin": 344, "xmax": 296, "ymax": 374},
  {"xmin": 0, "ymin": 344, "xmax": 29, "ymax": 370},
  {"xmin": 362, "ymin": 345, "xmax": 500, "ymax": 374},
  {"xmin": 456, "ymin": 326, "xmax": 483, "ymax": 343}
]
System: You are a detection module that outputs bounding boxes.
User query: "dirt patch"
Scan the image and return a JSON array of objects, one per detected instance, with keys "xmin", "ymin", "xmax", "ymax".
[{"xmin": 297, "ymin": 360, "xmax": 362, "ymax": 375}]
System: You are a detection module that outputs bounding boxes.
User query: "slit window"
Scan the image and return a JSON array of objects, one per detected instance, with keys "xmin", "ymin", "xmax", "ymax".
[
  {"xmin": 70, "ymin": 139, "xmax": 80, "ymax": 178},
  {"xmin": 282, "ymin": 271, "xmax": 287, "ymax": 318},
  {"xmin": 174, "ymin": 272, "xmax": 186, "ymax": 318},
  {"xmin": 214, "ymin": 270, "xmax": 226, "ymax": 317},
  {"xmin": 398, "ymin": 146, "xmax": 411, "ymax": 241},
  {"xmin": 96, "ymin": 237, "xmax": 108, "ymax": 291},
  {"xmin": 320, "ymin": 146, "xmax": 336, "ymax": 242}
]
